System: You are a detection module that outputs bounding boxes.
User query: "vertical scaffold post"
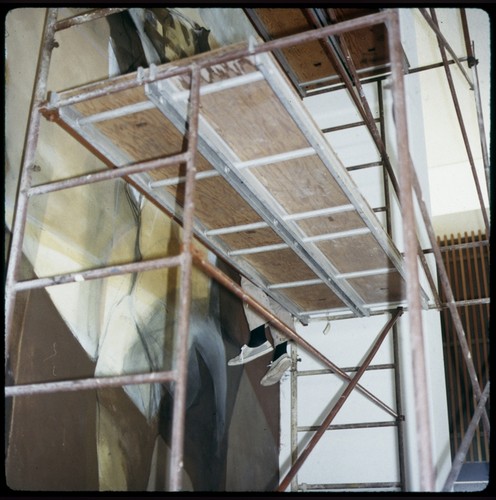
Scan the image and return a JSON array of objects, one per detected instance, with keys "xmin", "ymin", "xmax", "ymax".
[
  {"xmin": 4, "ymin": 8, "xmax": 59, "ymax": 370},
  {"xmin": 168, "ymin": 64, "xmax": 202, "ymax": 492},
  {"xmin": 387, "ymin": 9, "xmax": 435, "ymax": 491}
]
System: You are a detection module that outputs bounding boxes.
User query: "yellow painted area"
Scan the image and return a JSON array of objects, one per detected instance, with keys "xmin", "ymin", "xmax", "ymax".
[{"xmin": 97, "ymin": 404, "xmax": 129, "ymax": 491}]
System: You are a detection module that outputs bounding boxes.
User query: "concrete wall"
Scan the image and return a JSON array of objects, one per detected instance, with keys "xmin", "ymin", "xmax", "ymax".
[{"xmin": 413, "ymin": 8, "xmax": 491, "ymax": 236}]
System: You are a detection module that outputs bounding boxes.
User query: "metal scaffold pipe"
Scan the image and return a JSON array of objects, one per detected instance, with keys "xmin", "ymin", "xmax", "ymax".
[
  {"xmin": 4, "ymin": 8, "xmax": 59, "ymax": 371},
  {"xmin": 47, "ymin": 11, "xmax": 392, "ymax": 109},
  {"xmin": 428, "ymin": 8, "xmax": 489, "ymax": 235},
  {"xmin": 192, "ymin": 246, "xmax": 399, "ymax": 420},
  {"xmin": 442, "ymin": 381, "xmax": 490, "ymax": 491},
  {"xmin": 304, "ymin": 7, "xmax": 441, "ymax": 309},
  {"xmin": 278, "ymin": 308, "xmax": 403, "ymax": 491},
  {"xmin": 387, "ymin": 9, "xmax": 435, "ymax": 491},
  {"xmin": 168, "ymin": 64, "xmax": 202, "ymax": 492}
]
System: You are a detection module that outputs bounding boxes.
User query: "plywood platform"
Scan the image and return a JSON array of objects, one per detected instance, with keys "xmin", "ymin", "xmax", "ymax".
[{"xmin": 47, "ymin": 42, "xmax": 418, "ymax": 322}]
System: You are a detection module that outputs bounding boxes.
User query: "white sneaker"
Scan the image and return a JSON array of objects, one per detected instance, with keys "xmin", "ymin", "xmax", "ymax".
[
  {"xmin": 260, "ymin": 353, "xmax": 292, "ymax": 386},
  {"xmin": 227, "ymin": 340, "xmax": 273, "ymax": 366}
]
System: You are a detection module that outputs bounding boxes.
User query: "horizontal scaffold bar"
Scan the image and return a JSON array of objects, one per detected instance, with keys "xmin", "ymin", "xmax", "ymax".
[
  {"xmin": 14, "ymin": 254, "xmax": 184, "ymax": 291},
  {"xmin": 5, "ymin": 369, "xmax": 176, "ymax": 397}
]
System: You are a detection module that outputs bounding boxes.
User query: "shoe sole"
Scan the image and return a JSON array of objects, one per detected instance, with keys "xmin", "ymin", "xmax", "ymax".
[
  {"xmin": 260, "ymin": 356, "xmax": 292, "ymax": 386},
  {"xmin": 227, "ymin": 343, "xmax": 273, "ymax": 366}
]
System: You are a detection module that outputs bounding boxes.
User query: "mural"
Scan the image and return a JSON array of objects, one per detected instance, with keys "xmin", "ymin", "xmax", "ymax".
[{"xmin": 5, "ymin": 8, "xmax": 280, "ymax": 491}]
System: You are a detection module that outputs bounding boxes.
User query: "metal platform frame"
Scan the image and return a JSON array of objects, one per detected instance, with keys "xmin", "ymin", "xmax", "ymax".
[
  {"xmin": 286, "ymin": 68, "xmax": 409, "ymax": 491},
  {"xmin": 4, "ymin": 7, "xmax": 490, "ymax": 492}
]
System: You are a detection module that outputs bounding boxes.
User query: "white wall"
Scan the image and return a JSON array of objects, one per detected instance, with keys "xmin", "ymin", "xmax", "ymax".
[
  {"xmin": 280, "ymin": 315, "xmax": 400, "ymax": 492},
  {"xmin": 280, "ymin": 9, "xmax": 451, "ymax": 492},
  {"xmin": 280, "ymin": 310, "xmax": 451, "ymax": 491},
  {"xmin": 412, "ymin": 8, "xmax": 491, "ymax": 236}
]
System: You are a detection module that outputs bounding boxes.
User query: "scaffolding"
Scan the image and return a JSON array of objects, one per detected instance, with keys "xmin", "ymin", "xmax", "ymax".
[{"xmin": 4, "ymin": 8, "xmax": 490, "ymax": 492}]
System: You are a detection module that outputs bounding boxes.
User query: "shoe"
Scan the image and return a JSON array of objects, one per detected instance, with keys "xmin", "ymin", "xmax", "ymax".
[
  {"xmin": 260, "ymin": 353, "xmax": 292, "ymax": 386},
  {"xmin": 227, "ymin": 340, "xmax": 273, "ymax": 366}
]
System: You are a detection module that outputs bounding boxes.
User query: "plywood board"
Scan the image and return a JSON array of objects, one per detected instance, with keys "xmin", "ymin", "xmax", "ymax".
[
  {"xmin": 220, "ymin": 227, "xmax": 283, "ymax": 250},
  {"xmin": 163, "ymin": 177, "xmax": 263, "ymax": 230},
  {"xmin": 251, "ymin": 156, "xmax": 351, "ymax": 214},
  {"xmin": 200, "ymin": 81, "xmax": 310, "ymax": 161},
  {"xmin": 242, "ymin": 248, "xmax": 321, "ymax": 284},
  {"xmin": 52, "ymin": 41, "xmax": 409, "ymax": 319},
  {"xmin": 296, "ymin": 210, "xmax": 366, "ymax": 236},
  {"xmin": 316, "ymin": 233, "xmax": 395, "ymax": 273},
  {"xmin": 251, "ymin": 8, "xmax": 390, "ymax": 93},
  {"xmin": 281, "ymin": 283, "xmax": 346, "ymax": 311},
  {"xmin": 348, "ymin": 271, "xmax": 404, "ymax": 304}
]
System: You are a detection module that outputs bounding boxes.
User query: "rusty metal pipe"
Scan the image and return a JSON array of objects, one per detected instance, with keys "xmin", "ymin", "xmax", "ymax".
[
  {"xmin": 387, "ymin": 10, "xmax": 435, "ymax": 491},
  {"xmin": 192, "ymin": 246, "xmax": 399, "ymax": 419},
  {"xmin": 378, "ymin": 80, "xmax": 392, "ymax": 238},
  {"xmin": 54, "ymin": 8, "xmax": 127, "ymax": 31},
  {"xmin": 306, "ymin": 58, "xmax": 469, "ymax": 97},
  {"xmin": 303, "ymin": 481, "xmax": 401, "ymax": 490},
  {"xmin": 393, "ymin": 322, "xmax": 407, "ymax": 490},
  {"xmin": 49, "ymin": 10, "xmax": 392, "ymax": 109},
  {"xmin": 298, "ymin": 362, "xmax": 395, "ymax": 376},
  {"xmin": 423, "ymin": 238, "xmax": 489, "ymax": 253},
  {"xmin": 379, "ymin": 73, "xmax": 407, "ymax": 489},
  {"xmin": 459, "ymin": 9, "xmax": 474, "ymax": 63},
  {"xmin": 441, "ymin": 298, "xmax": 490, "ymax": 308},
  {"xmin": 168, "ymin": 64, "xmax": 201, "ymax": 492},
  {"xmin": 442, "ymin": 381, "xmax": 490, "ymax": 492},
  {"xmin": 5, "ymin": 369, "xmax": 176, "ymax": 397},
  {"xmin": 399, "ymin": 9, "xmax": 491, "ymax": 439},
  {"xmin": 4, "ymin": 9, "xmax": 59, "ymax": 371},
  {"xmin": 409, "ymin": 165, "xmax": 490, "ymax": 437},
  {"xmin": 341, "ymin": 16, "xmax": 441, "ymax": 309},
  {"xmin": 307, "ymin": 7, "xmax": 441, "ymax": 309},
  {"xmin": 278, "ymin": 308, "xmax": 403, "ymax": 491},
  {"xmin": 27, "ymin": 152, "xmax": 190, "ymax": 196},
  {"xmin": 14, "ymin": 255, "xmax": 184, "ymax": 292},
  {"xmin": 429, "ymin": 9, "xmax": 489, "ymax": 235},
  {"xmin": 419, "ymin": 8, "xmax": 473, "ymax": 89},
  {"xmin": 299, "ymin": 420, "xmax": 400, "ymax": 432},
  {"xmin": 470, "ymin": 42, "xmax": 490, "ymax": 197},
  {"xmin": 339, "ymin": 8, "xmax": 441, "ymax": 309}
]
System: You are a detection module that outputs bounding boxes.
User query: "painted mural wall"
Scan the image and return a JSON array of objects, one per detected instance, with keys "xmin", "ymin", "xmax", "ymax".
[
  {"xmin": 5, "ymin": 8, "xmax": 280, "ymax": 491},
  {"xmin": 5, "ymin": 7, "xmax": 455, "ymax": 492}
]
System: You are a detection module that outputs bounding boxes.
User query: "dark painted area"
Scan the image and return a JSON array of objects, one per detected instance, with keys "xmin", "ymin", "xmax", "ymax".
[
  {"xmin": 95, "ymin": 386, "xmax": 158, "ymax": 491},
  {"xmin": 215, "ymin": 259, "xmax": 280, "ymax": 490},
  {"xmin": 453, "ymin": 462, "xmax": 490, "ymax": 492},
  {"xmin": 158, "ymin": 259, "xmax": 280, "ymax": 491},
  {"xmin": 107, "ymin": 11, "xmax": 148, "ymax": 73},
  {"xmin": 5, "ymin": 257, "xmax": 281, "ymax": 491},
  {"xmin": 5, "ymin": 285, "xmax": 99, "ymax": 491}
]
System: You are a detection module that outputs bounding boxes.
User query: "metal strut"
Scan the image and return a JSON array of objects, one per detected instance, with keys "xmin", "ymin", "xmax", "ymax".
[{"xmin": 277, "ymin": 308, "xmax": 403, "ymax": 491}]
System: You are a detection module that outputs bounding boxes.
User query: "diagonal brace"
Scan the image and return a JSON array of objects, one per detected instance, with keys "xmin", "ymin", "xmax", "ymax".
[
  {"xmin": 192, "ymin": 247, "xmax": 401, "ymax": 420},
  {"xmin": 278, "ymin": 308, "xmax": 403, "ymax": 491}
]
